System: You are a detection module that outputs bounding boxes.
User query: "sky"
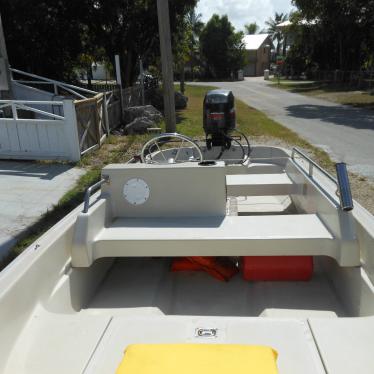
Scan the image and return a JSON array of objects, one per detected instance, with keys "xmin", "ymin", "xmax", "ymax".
[{"xmin": 196, "ymin": 0, "xmax": 294, "ymax": 32}]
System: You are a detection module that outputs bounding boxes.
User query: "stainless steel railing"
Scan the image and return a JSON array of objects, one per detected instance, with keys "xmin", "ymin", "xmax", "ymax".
[
  {"xmin": 291, "ymin": 147, "xmax": 353, "ymax": 211},
  {"xmin": 83, "ymin": 175, "xmax": 109, "ymax": 213},
  {"xmin": 291, "ymin": 148, "xmax": 338, "ymax": 183}
]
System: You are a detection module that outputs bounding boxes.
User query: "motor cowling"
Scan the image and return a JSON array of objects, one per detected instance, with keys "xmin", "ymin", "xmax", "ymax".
[{"xmin": 203, "ymin": 89, "xmax": 236, "ymax": 149}]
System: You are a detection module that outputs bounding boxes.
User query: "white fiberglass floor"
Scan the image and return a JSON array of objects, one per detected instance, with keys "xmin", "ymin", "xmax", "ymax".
[{"xmin": 85, "ymin": 258, "xmax": 347, "ymax": 317}]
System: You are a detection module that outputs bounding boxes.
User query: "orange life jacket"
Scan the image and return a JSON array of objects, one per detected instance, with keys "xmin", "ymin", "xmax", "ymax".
[{"xmin": 171, "ymin": 257, "xmax": 238, "ymax": 282}]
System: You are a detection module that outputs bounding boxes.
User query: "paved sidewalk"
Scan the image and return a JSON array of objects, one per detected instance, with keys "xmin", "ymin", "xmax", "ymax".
[
  {"xmin": 0, "ymin": 161, "xmax": 84, "ymax": 259},
  {"xmin": 191, "ymin": 78, "xmax": 374, "ymax": 180}
]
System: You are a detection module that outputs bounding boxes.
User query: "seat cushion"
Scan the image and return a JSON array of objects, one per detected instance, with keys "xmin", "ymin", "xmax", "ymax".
[{"xmin": 116, "ymin": 344, "xmax": 278, "ymax": 374}]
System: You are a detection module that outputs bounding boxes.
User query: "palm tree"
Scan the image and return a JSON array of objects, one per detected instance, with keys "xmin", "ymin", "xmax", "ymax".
[
  {"xmin": 185, "ymin": 9, "xmax": 204, "ymax": 80},
  {"xmin": 244, "ymin": 22, "xmax": 259, "ymax": 35},
  {"xmin": 265, "ymin": 12, "xmax": 288, "ymax": 55}
]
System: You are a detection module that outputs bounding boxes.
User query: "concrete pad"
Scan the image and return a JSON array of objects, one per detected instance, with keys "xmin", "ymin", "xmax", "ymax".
[{"xmin": 0, "ymin": 161, "xmax": 85, "ymax": 259}]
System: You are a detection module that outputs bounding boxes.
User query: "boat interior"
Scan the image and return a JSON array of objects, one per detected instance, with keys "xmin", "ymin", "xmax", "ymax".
[{"xmin": 1, "ymin": 140, "xmax": 374, "ymax": 374}]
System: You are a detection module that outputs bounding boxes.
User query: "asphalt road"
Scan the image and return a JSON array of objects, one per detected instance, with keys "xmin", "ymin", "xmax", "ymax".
[{"xmin": 192, "ymin": 77, "xmax": 374, "ymax": 180}]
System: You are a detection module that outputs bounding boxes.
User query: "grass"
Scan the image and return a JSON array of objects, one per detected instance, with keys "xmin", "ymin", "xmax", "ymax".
[
  {"xmin": 270, "ymin": 79, "xmax": 374, "ymax": 110},
  {"xmin": 1, "ymin": 83, "xmax": 335, "ymax": 271}
]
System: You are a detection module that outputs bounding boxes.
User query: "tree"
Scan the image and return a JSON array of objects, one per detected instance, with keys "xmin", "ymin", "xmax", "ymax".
[
  {"xmin": 200, "ymin": 14, "xmax": 246, "ymax": 79},
  {"xmin": 0, "ymin": 0, "xmax": 197, "ymax": 85},
  {"xmin": 1, "ymin": 0, "xmax": 95, "ymax": 81},
  {"xmin": 185, "ymin": 9, "xmax": 204, "ymax": 79},
  {"xmin": 244, "ymin": 22, "xmax": 259, "ymax": 35},
  {"xmin": 173, "ymin": 15, "xmax": 192, "ymax": 93},
  {"xmin": 88, "ymin": 0, "xmax": 197, "ymax": 87},
  {"xmin": 292, "ymin": 0, "xmax": 374, "ymax": 70},
  {"xmin": 265, "ymin": 12, "xmax": 288, "ymax": 55}
]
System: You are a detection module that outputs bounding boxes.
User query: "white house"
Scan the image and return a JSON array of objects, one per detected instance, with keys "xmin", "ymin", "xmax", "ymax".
[{"xmin": 242, "ymin": 34, "xmax": 273, "ymax": 77}]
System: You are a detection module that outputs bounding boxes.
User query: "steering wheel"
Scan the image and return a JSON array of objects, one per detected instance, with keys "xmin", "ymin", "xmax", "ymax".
[{"xmin": 141, "ymin": 133, "xmax": 203, "ymax": 164}]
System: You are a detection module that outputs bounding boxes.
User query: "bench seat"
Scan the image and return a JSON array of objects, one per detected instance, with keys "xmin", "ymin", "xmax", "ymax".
[
  {"xmin": 226, "ymin": 174, "xmax": 299, "ymax": 196},
  {"xmin": 92, "ymin": 214, "xmax": 339, "ymax": 260}
]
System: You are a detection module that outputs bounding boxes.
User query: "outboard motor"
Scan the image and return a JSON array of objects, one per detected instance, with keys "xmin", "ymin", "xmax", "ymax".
[{"xmin": 203, "ymin": 89, "xmax": 236, "ymax": 149}]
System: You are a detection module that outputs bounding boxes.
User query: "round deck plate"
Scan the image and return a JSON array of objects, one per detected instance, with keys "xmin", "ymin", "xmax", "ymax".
[{"xmin": 123, "ymin": 178, "xmax": 150, "ymax": 205}]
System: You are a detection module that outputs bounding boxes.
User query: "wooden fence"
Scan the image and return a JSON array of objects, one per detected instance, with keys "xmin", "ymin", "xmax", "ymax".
[
  {"xmin": 122, "ymin": 86, "xmax": 143, "ymax": 108},
  {"xmin": 74, "ymin": 93, "xmax": 107, "ymax": 155},
  {"xmin": 105, "ymin": 89, "xmax": 122, "ymax": 130},
  {"xmin": 77, "ymin": 82, "xmax": 120, "ymax": 92}
]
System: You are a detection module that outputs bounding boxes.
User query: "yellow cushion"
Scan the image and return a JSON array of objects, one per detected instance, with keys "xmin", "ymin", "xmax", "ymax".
[{"xmin": 116, "ymin": 344, "xmax": 279, "ymax": 374}]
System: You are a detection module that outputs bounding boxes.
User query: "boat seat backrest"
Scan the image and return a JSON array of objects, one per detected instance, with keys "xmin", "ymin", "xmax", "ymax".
[{"xmin": 101, "ymin": 162, "xmax": 227, "ymax": 218}]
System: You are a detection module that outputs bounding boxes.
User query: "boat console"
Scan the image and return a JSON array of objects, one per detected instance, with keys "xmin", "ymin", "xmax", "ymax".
[{"xmin": 72, "ymin": 136, "xmax": 359, "ymax": 268}]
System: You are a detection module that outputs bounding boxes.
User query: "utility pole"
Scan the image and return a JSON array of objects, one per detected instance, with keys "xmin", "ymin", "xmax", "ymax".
[
  {"xmin": 114, "ymin": 54, "xmax": 125, "ymax": 120},
  {"xmin": 0, "ymin": 12, "xmax": 12, "ymax": 99},
  {"xmin": 139, "ymin": 58, "xmax": 145, "ymax": 106},
  {"xmin": 156, "ymin": 0, "xmax": 176, "ymax": 132},
  {"xmin": 114, "ymin": 54, "xmax": 122, "ymax": 89}
]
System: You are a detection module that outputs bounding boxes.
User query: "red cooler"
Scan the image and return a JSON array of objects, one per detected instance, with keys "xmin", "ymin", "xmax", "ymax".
[{"xmin": 242, "ymin": 256, "xmax": 313, "ymax": 281}]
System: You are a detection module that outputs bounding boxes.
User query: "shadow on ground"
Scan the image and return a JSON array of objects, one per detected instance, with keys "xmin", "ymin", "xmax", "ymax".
[
  {"xmin": 285, "ymin": 104, "xmax": 374, "ymax": 130},
  {"xmin": 0, "ymin": 160, "xmax": 75, "ymax": 180}
]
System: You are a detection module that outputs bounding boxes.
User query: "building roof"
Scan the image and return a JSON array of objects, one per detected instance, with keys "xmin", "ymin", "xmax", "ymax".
[
  {"xmin": 277, "ymin": 19, "xmax": 317, "ymax": 28},
  {"xmin": 277, "ymin": 20, "xmax": 292, "ymax": 28},
  {"xmin": 243, "ymin": 34, "xmax": 270, "ymax": 50}
]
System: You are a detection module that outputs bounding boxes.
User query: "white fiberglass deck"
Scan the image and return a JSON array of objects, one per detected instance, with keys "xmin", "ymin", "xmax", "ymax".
[
  {"xmin": 87, "ymin": 258, "xmax": 346, "ymax": 317},
  {"xmin": 5, "ymin": 311, "xmax": 327, "ymax": 374},
  {"xmin": 4, "ymin": 258, "xmax": 345, "ymax": 374}
]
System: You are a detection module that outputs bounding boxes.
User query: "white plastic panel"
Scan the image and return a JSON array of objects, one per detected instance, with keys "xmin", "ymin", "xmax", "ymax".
[{"xmin": 123, "ymin": 178, "xmax": 150, "ymax": 206}]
